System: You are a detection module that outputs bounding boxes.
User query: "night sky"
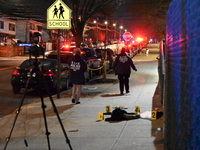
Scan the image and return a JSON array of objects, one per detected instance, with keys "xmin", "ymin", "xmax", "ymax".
[
  {"xmin": 0, "ymin": 0, "xmax": 172, "ymax": 39},
  {"xmin": 114, "ymin": 0, "xmax": 172, "ymax": 39}
]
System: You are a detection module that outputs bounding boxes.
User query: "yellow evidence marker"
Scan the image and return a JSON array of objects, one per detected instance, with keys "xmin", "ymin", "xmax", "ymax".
[
  {"xmin": 98, "ymin": 112, "xmax": 104, "ymax": 121},
  {"xmin": 151, "ymin": 111, "xmax": 157, "ymax": 120},
  {"xmin": 105, "ymin": 105, "xmax": 111, "ymax": 113},
  {"xmin": 134, "ymin": 106, "xmax": 141, "ymax": 114}
]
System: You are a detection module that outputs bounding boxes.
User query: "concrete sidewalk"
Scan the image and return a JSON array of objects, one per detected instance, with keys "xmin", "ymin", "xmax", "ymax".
[{"xmin": 0, "ymin": 53, "xmax": 163, "ymax": 150}]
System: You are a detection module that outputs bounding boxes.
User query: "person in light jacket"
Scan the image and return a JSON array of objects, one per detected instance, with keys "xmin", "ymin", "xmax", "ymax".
[
  {"xmin": 113, "ymin": 48, "xmax": 137, "ymax": 95},
  {"xmin": 69, "ymin": 48, "xmax": 87, "ymax": 104}
]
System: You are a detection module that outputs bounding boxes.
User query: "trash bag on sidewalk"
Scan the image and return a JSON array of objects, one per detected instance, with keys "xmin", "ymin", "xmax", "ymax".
[{"xmin": 140, "ymin": 111, "xmax": 163, "ymax": 119}]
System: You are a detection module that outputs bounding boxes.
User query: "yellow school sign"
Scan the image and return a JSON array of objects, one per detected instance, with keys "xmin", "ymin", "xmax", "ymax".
[{"xmin": 47, "ymin": 0, "xmax": 71, "ymax": 29}]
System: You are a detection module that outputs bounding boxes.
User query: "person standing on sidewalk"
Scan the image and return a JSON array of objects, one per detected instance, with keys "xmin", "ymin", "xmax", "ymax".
[
  {"xmin": 113, "ymin": 48, "xmax": 137, "ymax": 95},
  {"xmin": 69, "ymin": 48, "xmax": 87, "ymax": 104}
]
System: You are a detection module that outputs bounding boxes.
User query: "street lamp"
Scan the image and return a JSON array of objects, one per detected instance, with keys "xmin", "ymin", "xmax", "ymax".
[
  {"xmin": 113, "ymin": 23, "xmax": 116, "ymax": 40},
  {"xmin": 105, "ymin": 21, "xmax": 108, "ymax": 48},
  {"xmin": 119, "ymin": 25, "xmax": 123, "ymax": 42},
  {"xmin": 93, "ymin": 20, "xmax": 98, "ymax": 43}
]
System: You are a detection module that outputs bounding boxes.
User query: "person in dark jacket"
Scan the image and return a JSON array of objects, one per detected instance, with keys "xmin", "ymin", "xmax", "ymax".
[
  {"xmin": 113, "ymin": 48, "xmax": 137, "ymax": 95},
  {"xmin": 69, "ymin": 48, "xmax": 87, "ymax": 104}
]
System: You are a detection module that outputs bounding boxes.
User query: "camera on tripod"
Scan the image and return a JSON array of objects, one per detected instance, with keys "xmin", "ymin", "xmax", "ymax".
[
  {"xmin": 29, "ymin": 44, "xmax": 44, "ymax": 58},
  {"xmin": 29, "ymin": 32, "xmax": 44, "ymax": 58}
]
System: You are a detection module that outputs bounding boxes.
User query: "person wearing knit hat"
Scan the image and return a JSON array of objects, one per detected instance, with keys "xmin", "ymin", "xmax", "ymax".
[{"xmin": 113, "ymin": 48, "xmax": 137, "ymax": 95}]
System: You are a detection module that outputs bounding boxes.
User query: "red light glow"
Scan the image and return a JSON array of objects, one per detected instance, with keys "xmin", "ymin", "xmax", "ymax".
[
  {"xmin": 43, "ymin": 70, "xmax": 55, "ymax": 76},
  {"xmin": 136, "ymin": 37, "xmax": 144, "ymax": 42},
  {"xmin": 12, "ymin": 69, "xmax": 20, "ymax": 75},
  {"xmin": 62, "ymin": 45, "xmax": 70, "ymax": 48}
]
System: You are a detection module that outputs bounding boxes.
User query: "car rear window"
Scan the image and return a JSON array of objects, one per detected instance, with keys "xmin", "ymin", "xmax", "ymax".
[
  {"xmin": 20, "ymin": 59, "xmax": 56, "ymax": 70},
  {"xmin": 47, "ymin": 53, "xmax": 73, "ymax": 64}
]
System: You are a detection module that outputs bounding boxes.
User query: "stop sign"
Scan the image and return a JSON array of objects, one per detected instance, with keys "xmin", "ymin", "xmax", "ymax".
[{"xmin": 123, "ymin": 32, "xmax": 133, "ymax": 41}]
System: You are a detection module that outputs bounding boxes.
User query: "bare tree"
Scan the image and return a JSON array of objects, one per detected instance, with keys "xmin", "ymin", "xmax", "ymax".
[{"xmin": 66, "ymin": 0, "xmax": 123, "ymax": 47}]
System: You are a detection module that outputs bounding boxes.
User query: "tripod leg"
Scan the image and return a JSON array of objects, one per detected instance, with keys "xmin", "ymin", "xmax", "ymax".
[
  {"xmin": 48, "ymin": 95, "xmax": 73, "ymax": 150},
  {"xmin": 40, "ymin": 91, "xmax": 51, "ymax": 150},
  {"xmin": 42, "ymin": 79, "xmax": 73, "ymax": 150},
  {"xmin": 4, "ymin": 77, "xmax": 31, "ymax": 150}
]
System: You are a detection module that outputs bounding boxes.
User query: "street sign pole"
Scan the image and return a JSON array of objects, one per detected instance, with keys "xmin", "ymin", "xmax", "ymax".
[
  {"xmin": 57, "ymin": 29, "xmax": 61, "ymax": 99},
  {"xmin": 47, "ymin": 0, "xmax": 71, "ymax": 99},
  {"xmin": 46, "ymin": 1, "xmax": 73, "ymax": 150}
]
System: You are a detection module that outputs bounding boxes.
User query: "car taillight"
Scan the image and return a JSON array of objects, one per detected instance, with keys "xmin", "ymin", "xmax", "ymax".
[
  {"xmin": 43, "ymin": 70, "xmax": 55, "ymax": 76},
  {"xmin": 12, "ymin": 69, "xmax": 20, "ymax": 75}
]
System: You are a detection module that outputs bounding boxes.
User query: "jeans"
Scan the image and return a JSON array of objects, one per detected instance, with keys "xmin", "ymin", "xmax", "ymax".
[
  {"xmin": 118, "ymin": 74, "xmax": 130, "ymax": 94},
  {"xmin": 71, "ymin": 84, "xmax": 82, "ymax": 102}
]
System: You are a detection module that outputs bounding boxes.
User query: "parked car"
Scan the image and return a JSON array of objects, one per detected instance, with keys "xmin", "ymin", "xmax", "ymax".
[
  {"xmin": 11, "ymin": 58, "xmax": 69, "ymax": 94},
  {"xmin": 80, "ymin": 43, "xmax": 88, "ymax": 49},
  {"xmin": 95, "ymin": 48, "xmax": 114, "ymax": 70},
  {"xmin": 45, "ymin": 50, "xmax": 74, "ymax": 65},
  {"xmin": 81, "ymin": 48, "xmax": 103, "ymax": 76}
]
